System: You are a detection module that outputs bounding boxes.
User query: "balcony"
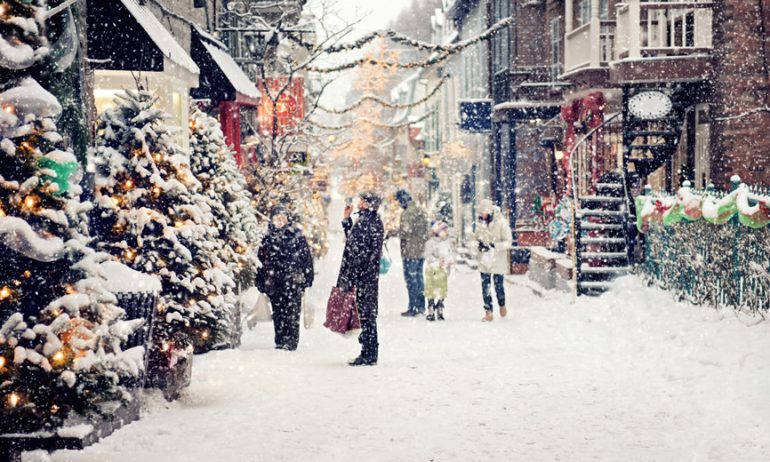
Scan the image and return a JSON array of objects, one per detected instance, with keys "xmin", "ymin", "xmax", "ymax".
[
  {"xmin": 615, "ymin": 1, "xmax": 713, "ymax": 59},
  {"xmin": 613, "ymin": 1, "xmax": 713, "ymax": 82},
  {"xmin": 564, "ymin": 20, "xmax": 616, "ymax": 76}
]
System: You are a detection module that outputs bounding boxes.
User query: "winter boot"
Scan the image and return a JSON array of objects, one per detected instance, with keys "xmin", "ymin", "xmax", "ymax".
[
  {"xmin": 348, "ymin": 356, "xmax": 377, "ymax": 366},
  {"xmin": 401, "ymin": 309, "xmax": 418, "ymax": 317},
  {"xmin": 499, "ymin": 305, "xmax": 507, "ymax": 318},
  {"xmin": 436, "ymin": 300, "xmax": 445, "ymax": 321},
  {"xmin": 426, "ymin": 300, "xmax": 435, "ymax": 321},
  {"xmin": 482, "ymin": 310, "xmax": 493, "ymax": 322}
]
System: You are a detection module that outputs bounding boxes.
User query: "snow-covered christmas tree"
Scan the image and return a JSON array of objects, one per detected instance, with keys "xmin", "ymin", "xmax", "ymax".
[
  {"xmin": 0, "ymin": 0, "xmax": 143, "ymax": 432},
  {"xmin": 189, "ymin": 108, "xmax": 261, "ymax": 349},
  {"xmin": 90, "ymin": 90, "xmax": 224, "ymax": 357}
]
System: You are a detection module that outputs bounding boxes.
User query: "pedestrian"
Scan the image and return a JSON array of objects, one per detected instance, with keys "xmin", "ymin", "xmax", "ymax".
[
  {"xmin": 423, "ymin": 221, "xmax": 454, "ymax": 321},
  {"xmin": 473, "ymin": 199, "xmax": 512, "ymax": 322},
  {"xmin": 395, "ymin": 189, "xmax": 429, "ymax": 317},
  {"xmin": 256, "ymin": 206, "xmax": 314, "ymax": 350},
  {"xmin": 337, "ymin": 191, "xmax": 385, "ymax": 366}
]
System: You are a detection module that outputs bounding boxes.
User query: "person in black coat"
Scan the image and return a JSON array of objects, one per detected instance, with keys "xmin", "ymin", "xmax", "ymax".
[
  {"xmin": 337, "ymin": 191, "xmax": 384, "ymax": 366},
  {"xmin": 257, "ymin": 206, "xmax": 314, "ymax": 351}
]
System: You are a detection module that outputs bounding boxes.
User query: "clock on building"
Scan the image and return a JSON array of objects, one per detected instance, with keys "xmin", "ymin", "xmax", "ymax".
[{"xmin": 628, "ymin": 91, "xmax": 673, "ymax": 120}]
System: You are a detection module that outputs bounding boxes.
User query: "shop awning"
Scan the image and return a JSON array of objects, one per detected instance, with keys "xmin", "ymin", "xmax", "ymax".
[
  {"xmin": 191, "ymin": 27, "xmax": 260, "ymax": 105},
  {"xmin": 119, "ymin": 0, "xmax": 198, "ymax": 74},
  {"xmin": 87, "ymin": 0, "xmax": 199, "ymax": 78}
]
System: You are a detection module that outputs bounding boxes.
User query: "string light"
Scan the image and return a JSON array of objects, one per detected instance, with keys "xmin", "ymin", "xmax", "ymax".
[
  {"xmin": 0, "ymin": 357, "xmax": 5, "ymax": 368},
  {"xmin": 50, "ymin": 404, "xmax": 60, "ymax": 413},
  {"xmin": 0, "ymin": 286, "xmax": 11, "ymax": 300},
  {"xmin": 201, "ymin": 330, "xmax": 209, "ymax": 340},
  {"xmin": 12, "ymin": 279, "xmax": 21, "ymax": 287},
  {"xmin": 160, "ymin": 341, "xmax": 171, "ymax": 352},
  {"xmin": 51, "ymin": 308, "xmax": 61, "ymax": 317},
  {"xmin": 152, "ymin": 186, "xmax": 162, "ymax": 196},
  {"xmin": 153, "ymin": 153, "xmax": 163, "ymax": 163},
  {"xmin": 1, "ymin": 104, "xmax": 13, "ymax": 115},
  {"xmin": 0, "ymin": 207, "xmax": 5, "ymax": 217},
  {"xmin": 123, "ymin": 248, "xmax": 136, "ymax": 261},
  {"xmin": 7, "ymin": 392, "xmax": 20, "ymax": 408},
  {"xmin": 23, "ymin": 195, "xmax": 38, "ymax": 209},
  {"xmin": 132, "ymin": 148, "xmax": 142, "ymax": 157},
  {"xmin": 65, "ymin": 284, "xmax": 76, "ymax": 294},
  {"xmin": 22, "ymin": 270, "xmax": 31, "ymax": 278},
  {"xmin": 124, "ymin": 179, "xmax": 134, "ymax": 190},
  {"xmin": 112, "ymin": 196, "xmax": 122, "ymax": 207},
  {"xmin": 52, "ymin": 351, "xmax": 65, "ymax": 364}
]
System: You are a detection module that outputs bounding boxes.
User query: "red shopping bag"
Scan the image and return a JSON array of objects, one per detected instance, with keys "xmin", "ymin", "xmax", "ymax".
[{"xmin": 323, "ymin": 287, "xmax": 361, "ymax": 336}]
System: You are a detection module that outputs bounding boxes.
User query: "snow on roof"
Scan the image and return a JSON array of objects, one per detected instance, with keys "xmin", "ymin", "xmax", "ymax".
[
  {"xmin": 200, "ymin": 40, "xmax": 261, "ymax": 99},
  {"xmin": 119, "ymin": 0, "xmax": 199, "ymax": 75}
]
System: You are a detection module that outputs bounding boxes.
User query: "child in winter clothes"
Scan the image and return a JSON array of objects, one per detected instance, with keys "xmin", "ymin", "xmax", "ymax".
[{"xmin": 423, "ymin": 221, "xmax": 454, "ymax": 321}]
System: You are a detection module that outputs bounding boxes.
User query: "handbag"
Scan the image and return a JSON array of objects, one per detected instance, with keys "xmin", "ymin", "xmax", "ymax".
[
  {"xmin": 245, "ymin": 293, "xmax": 272, "ymax": 329},
  {"xmin": 379, "ymin": 244, "xmax": 392, "ymax": 275},
  {"xmin": 323, "ymin": 287, "xmax": 361, "ymax": 337},
  {"xmin": 302, "ymin": 294, "xmax": 316, "ymax": 330}
]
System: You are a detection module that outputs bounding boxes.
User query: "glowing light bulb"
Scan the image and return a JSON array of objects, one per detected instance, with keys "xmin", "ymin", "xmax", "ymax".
[
  {"xmin": 65, "ymin": 284, "xmax": 76, "ymax": 294},
  {"xmin": 201, "ymin": 330, "xmax": 209, "ymax": 340},
  {"xmin": 23, "ymin": 196, "xmax": 38, "ymax": 209},
  {"xmin": 0, "ymin": 357, "xmax": 6, "ymax": 368},
  {"xmin": 124, "ymin": 249, "xmax": 136, "ymax": 261},
  {"xmin": 22, "ymin": 270, "xmax": 31, "ymax": 278},
  {"xmin": 2, "ymin": 104, "xmax": 13, "ymax": 114},
  {"xmin": 51, "ymin": 309, "xmax": 61, "ymax": 317},
  {"xmin": 0, "ymin": 207, "xmax": 5, "ymax": 217},
  {"xmin": 152, "ymin": 186, "xmax": 161, "ymax": 196},
  {"xmin": 0, "ymin": 287, "xmax": 11, "ymax": 300},
  {"xmin": 52, "ymin": 351, "xmax": 65, "ymax": 363},
  {"xmin": 7, "ymin": 393, "xmax": 20, "ymax": 408},
  {"xmin": 161, "ymin": 341, "xmax": 171, "ymax": 352},
  {"xmin": 51, "ymin": 404, "xmax": 60, "ymax": 413},
  {"xmin": 154, "ymin": 153, "xmax": 162, "ymax": 162},
  {"xmin": 125, "ymin": 179, "xmax": 134, "ymax": 189}
]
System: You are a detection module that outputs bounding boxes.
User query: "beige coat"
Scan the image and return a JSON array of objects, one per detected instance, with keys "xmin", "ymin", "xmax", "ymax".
[{"xmin": 473, "ymin": 206, "xmax": 513, "ymax": 275}]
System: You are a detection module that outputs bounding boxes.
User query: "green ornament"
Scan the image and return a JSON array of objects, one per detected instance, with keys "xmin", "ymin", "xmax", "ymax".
[{"xmin": 37, "ymin": 158, "xmax": 79, "ymax": 196}]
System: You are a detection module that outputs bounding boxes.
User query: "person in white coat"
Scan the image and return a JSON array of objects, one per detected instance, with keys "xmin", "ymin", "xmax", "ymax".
[
  {"xmin": 423, "ymin": 221, "xmax": 454, "ymax": 321},
  {"xmin": 473, "ymin": 199, "xmax": 512, "ymax": 322}
]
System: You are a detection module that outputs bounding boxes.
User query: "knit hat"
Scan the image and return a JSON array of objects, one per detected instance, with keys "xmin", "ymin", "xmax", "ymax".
[
  {"xmin": 270, "ymin": 205, "xmax": 290, "ymax": 218},
  {"xmin": 394, "ymin": 190, "xmax": 412, "ymax": 209},
  {"xmin": 478, "ymin": 199, "xmax": 494, "ymax": 216},
  {"xmin": 360, "ymin": 190, "xmax": 382, "ymax": 210},
  {"xmin": 431, "ymin": 221, "xmax": 449, "ymax": 236}
]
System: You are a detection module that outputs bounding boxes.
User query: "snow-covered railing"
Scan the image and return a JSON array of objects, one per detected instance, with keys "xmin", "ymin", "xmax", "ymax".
[
  {"xmin": 615, "ymin": 0, "xmax": 713, "ymax": 60},
  {"xmin": 637, "ymin": 177, "xmax": 770, "ymax": 314}
]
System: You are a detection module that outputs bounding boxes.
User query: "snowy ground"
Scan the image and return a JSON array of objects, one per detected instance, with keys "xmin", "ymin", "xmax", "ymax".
[{"xmin": 39, "ymin": 195, "xmax": 770, "ymax": 462}]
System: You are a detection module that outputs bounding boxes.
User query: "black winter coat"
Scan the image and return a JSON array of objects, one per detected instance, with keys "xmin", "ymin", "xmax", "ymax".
[
  {"xmin": 337, "ymin": 209, "xmax": 384, "ymax": 318},
  {"xmin": 257, "ymin": 225, "xmax": 314, "ymax": 297}
]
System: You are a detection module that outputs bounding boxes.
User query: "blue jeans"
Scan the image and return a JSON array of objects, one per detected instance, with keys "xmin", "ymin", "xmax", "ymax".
[
  {"xmin": 481, "ymin": 273, "xmax": 505, "ymax": 311},
  {"xmin": 403, "ymin": 259, "xmax": 426, "ymax": 313}
]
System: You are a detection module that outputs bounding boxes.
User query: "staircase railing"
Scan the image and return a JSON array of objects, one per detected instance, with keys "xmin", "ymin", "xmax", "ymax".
[{"xmin": 567, "ymin": 112, "xmax": 624, "ymax": 302}]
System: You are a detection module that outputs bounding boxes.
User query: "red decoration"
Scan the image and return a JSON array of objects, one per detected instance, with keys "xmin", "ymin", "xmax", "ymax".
[
  {"xmin": 257, "ymin": 77, "xmax": 305, "ymax": 136},
  {"xmin": 560, "ymin": 92, "xmax": 606, "ymax": 195}
]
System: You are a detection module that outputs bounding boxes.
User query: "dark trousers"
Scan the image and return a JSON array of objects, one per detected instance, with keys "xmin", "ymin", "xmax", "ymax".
[
  {"xmin": 403, "ymin": 258, "xmax": 425, "ymax": 313},
  {"xmin": 270, "ymin": 290, "xmax": 301, "ymax": 350},
  {"xmin": 357, "ymin": 284, "xmax": 379, "ymax": 361},
  {"xmin": 481, "ymin": 273, "xmax": 505, "ymax": 311}
]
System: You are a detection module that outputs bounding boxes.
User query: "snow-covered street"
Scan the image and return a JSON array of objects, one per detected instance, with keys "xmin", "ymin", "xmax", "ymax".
[{"xmin": 39, "ymin": 197, "xmax": 770, "ymax": 462}]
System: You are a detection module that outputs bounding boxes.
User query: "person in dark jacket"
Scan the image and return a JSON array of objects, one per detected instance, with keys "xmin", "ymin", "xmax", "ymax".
[
  {"xmin": 337, "ymin": 190, "xmax": 384, "ymax": 366},
  {"xmin": 257, "ymin": 206, "xmax": 314, "ymax": 350},
  {"xmin": 395, "ymin": 190, "xmax": 429, "ymax": 316}
]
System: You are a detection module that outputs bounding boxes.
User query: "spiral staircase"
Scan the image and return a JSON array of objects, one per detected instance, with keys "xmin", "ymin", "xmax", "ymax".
[{"xmin": 570, "ymin": 86, "xmax": 688, "ymax": 296}]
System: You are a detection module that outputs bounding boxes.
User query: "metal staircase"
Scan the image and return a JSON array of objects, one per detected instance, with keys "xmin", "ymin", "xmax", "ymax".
[
  {"xmin": 568, "ymin": 86, "xmax": 690, "ymax": 296},
  {"xmin": 574, "ymin": 172, "xmax": 632, "ymax": 295}
]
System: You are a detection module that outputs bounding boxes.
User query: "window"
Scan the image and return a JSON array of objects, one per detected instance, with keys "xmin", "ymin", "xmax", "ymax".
[
  {"xmin": 578, "ymin": 0, "xmax": 609, "ymax": 25},
  {"xmin": 491, "ymin": 0, "xmax": 511, "ymax": 76},
  {"xmin": 550, "ymin": 18, "xmax": 562, "ymax": 80}
]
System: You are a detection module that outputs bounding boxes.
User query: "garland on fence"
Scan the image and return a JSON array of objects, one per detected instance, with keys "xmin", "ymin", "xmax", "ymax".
[
  {"xmin": 636, "ymin": 178, "xmax": 770, "ymax": 232},
  {"xmin": 317, "ymin": 75, "xmax": 449, "ymax": 114},
  {"xmin": 305, "ymin": 17, "xmax": 515, "ymax": 74},
  {"xmin": 307, "ymin": 110, "xmax": 434, "ymax": 130}
]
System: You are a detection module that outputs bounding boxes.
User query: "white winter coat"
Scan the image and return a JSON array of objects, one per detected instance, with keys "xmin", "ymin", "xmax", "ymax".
[
  {"xmin": 424, "ymin": 236, "xmax": 454, "ymax": 271},
  {"xmin": 473, "ymin": 206, "xmax": 513, "ymax": 275}
]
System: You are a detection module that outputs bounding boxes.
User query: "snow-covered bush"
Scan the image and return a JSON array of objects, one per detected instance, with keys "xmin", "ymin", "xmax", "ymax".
[{"xmin": 0, "ymin": 0, "xmax": 142, "ymax": 432}]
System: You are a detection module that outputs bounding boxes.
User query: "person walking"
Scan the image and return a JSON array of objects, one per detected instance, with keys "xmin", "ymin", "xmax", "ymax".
[
  {"xmin": 257, "ymin": 206, "xmax": 314, "ymax": 350},
  {"xmin": 474, "ymin": 199, "xmax": 512, "ymax": 322},
  {"xmin": 337, "ymin": 191, "xmax": 385, "ymax": 366},
  {"xmin": 423, "ymin": 221, "xmax": 454, "ymax": 321},
  {"xmin": 395, "ymin": 190, "xmax": 429, "ymax": 317}
]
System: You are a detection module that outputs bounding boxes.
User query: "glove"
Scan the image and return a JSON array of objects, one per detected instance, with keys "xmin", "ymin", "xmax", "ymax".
[{"xmin": 478, "ymin": 241, "xmax": 490, "ymax": 253}]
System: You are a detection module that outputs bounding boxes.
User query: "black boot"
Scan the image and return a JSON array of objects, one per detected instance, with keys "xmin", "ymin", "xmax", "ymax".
[
  {"xmin": 436, "ymin": 300, "xmax": 445, "ymax": 321},
  {"xmin": 426, "ymin": 299, "xmax": 435, "ymax": 321},
  {"xmin": 348, "ymin": 356, "xmax": 377, "ymax": 366}
]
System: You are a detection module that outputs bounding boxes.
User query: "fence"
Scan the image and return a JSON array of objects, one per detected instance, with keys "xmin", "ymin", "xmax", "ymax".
[{"xmin": 640, "ymin": 181, "xmax": 770, "ymax": 314}]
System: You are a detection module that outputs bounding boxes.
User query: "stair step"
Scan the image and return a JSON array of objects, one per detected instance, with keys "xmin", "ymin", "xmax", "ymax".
[
  {"xmin": 580, "ymin": 265, "xmax": 631, "ymax": 273},
  {"xmin": 581, "ymin": 237, "xmax": 626, "ymax": 245},
  {"xmin": 579, "ymin": 209, "xmax": 626, "ymax": 217},
  {"xmin": 595, "ymin": 182, "xmax": 623, "ymax": 189},
  {"xmin": 578, "ymin": 281, "xmax": 613, "ymax": 290},
  {"xmin": 580, "ymin": 222, "xmax": 624, "ymax": 231},
  {"xmin": 580, "ymin": 196, "xmax": 624, "ymax": 203},
  {"xmin": 581, "ymin": 252, "xmax": 628, "ymax": 259},
  {"xmin": 628, "ymin": 130, "xmax": 675, "ymax": 137}
]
